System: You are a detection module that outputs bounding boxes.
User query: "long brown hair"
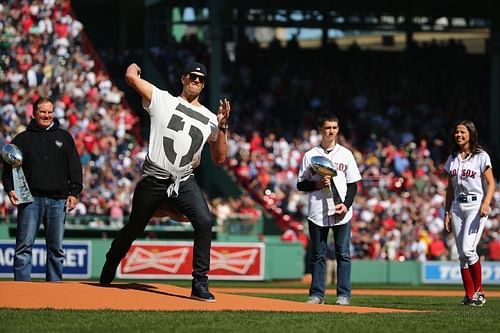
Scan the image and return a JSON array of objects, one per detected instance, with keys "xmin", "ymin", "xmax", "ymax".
[{"xmin": 450, "ymin": 120, "xmax": 483, "ymax": 157}]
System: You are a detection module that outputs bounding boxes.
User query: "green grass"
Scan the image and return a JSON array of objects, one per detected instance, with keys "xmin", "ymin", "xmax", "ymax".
[{"xmin": 1, "ymin": 282, "xmax": 499, "ymax": 333}]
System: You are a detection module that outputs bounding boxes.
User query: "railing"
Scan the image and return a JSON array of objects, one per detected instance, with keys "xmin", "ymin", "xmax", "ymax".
[{"xmin": 0, "ymin": 214, "xmax": 263, "ymax": 239}]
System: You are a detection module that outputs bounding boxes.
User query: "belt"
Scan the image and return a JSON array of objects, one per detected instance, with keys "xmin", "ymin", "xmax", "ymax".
[{"xmin": 457, "ymin": 195, "xmax": 478, "ymax": 203}]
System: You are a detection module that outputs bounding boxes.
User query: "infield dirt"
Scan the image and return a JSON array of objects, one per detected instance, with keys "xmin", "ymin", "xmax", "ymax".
[{"xmin": 0, "ymin": 281, "xmax": 443, "ymax": 313}]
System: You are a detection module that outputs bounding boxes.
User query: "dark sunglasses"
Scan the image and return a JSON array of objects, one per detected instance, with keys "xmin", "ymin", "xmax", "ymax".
[{"xmin": 187, "ymin": 73, "xmax": 206, "ymax": 83}]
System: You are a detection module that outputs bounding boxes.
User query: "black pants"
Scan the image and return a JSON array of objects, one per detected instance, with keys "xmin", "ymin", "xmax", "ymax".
[{"xmin": 105, "ymin": 175, "xmax": 214, "ymax": 280}]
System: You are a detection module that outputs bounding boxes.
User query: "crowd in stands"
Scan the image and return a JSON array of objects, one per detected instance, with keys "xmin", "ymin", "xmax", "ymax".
[
  {"xmin": 0, "ymin": 0, "xmax": 142, "ymax": 226},
  {"xmin": 1, "ymin": 1, "xmax": 499, "ymax": 262},
  {"xmin": 149, "ymin": 29, "xmax": 500, "ymax": 262}
]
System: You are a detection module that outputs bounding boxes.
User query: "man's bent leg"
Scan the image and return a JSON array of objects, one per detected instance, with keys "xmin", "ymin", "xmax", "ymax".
[
  {"xmin": 174, "ymin": 177, "xmax": 213, "ymax": 280},
  {"xmin": 174, "ymin": 177, "xmax": 215, "ymax": 301},
  {"xmin": 100, "ymin": 178, "xmax": 166, "ymax": 284}
]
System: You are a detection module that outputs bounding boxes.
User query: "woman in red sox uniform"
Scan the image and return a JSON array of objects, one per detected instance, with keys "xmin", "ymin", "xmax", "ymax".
[{"xmin": 444, "ymin": 120, "xmax": 495, "ymax": 306}]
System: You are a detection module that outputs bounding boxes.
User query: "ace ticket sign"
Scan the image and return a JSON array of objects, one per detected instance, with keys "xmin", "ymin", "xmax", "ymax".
[
  {"xmin": 0, "ymin": 240, "xmax": 91, "ymax": 278},
  {"xmin": 117, "ymin": 241, "xmax": 265, "ymax": 280}
]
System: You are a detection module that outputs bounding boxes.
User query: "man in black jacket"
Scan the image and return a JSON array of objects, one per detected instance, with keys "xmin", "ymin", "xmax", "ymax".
[{"xmin": 1, "ymin": 97, "xmax": 83, "ymax": 281}]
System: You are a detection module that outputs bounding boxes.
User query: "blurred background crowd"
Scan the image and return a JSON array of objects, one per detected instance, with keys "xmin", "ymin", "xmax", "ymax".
[{"xmin": 1, "ymin": 0, "xmax": 499, "ymax": 262}]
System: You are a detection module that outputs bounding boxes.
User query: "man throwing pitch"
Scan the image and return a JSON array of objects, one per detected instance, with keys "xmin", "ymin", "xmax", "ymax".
[{"xmin": 99, "ymin": 62, "xmax": 230, "ymax": 302}]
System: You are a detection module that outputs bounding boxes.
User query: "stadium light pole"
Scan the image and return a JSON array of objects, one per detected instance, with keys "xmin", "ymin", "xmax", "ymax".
[
  {"xmin": 490, "ymin": 3, "xmax": 500, "ymax": 169},
  {"xmin": 208, "ymin": 0, "xmax": 223, "ymax": 115}
]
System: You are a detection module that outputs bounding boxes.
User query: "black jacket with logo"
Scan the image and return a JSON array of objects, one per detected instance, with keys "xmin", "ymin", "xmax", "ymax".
[{"xmin": 2, "ymin": 119, "xmax": 83, "ymax": 199}]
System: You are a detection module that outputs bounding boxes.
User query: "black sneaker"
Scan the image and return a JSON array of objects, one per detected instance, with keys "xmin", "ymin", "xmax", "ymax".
[
  {"xmin": 190, "ymin": 280, "xmax": 216, "ymax": 302},
  {"xmin": 99, "ymin": 259, "xmax": 119, "ymax": 285},
  {"xmin": 471, "ymin": 291, "xmax": 486, "ymax": 307},
  {"xmin": 461, "ymin": 296, "xmax": 474, "ymax": 305}
]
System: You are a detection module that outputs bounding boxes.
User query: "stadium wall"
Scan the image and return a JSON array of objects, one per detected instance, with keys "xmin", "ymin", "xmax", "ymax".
[{"xmin": 1, "ymin": 224, "xmax": 499, "ymax": 284}]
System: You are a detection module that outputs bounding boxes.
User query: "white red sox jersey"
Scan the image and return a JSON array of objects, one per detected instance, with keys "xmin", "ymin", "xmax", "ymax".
[
  {"xmin": 298, "ymin": 144, "xmax": 362, "ymax": 226},
  {"xmin": 444, "ymin": 150, "xmax": 492, "ymax": 200},
  {"xmin": 142, "ymin": 85, "xmax": 219, "ymax": 196},
  {"xmin": 444, "ymin": 150, "xmax": 492, "ymax": 267}
]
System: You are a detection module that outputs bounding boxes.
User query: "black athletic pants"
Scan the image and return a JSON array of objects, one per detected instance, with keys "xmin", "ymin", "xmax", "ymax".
[{"xmin": 105, "ymin": 175, "xmax": 214, "ymax": 280}]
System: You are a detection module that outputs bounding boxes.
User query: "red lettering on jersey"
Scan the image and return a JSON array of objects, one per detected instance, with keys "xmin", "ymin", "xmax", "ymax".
[
  {"xmin": 450, "ymin": 169, "xmax": 457, "ymax": 176},
  {"xmin": 461, "ymin": 169, "xmax": 476, "ymax": 179},
  {"xmin": 335, "ymin": 163, "xmax": 347, "ymax": 172}
]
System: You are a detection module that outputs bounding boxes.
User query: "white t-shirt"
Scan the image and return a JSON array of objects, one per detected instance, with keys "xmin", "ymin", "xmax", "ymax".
[
  {"xmin": 298, "ymin": 144, "xmax": 362, "ymax": 226},
  {"xmin": 142, "ymin": 85, "xmax": 219, "ymax": 196},
  {"xmin": 444, "ymin": 150, "xmax": 492, "ymax": 200}
]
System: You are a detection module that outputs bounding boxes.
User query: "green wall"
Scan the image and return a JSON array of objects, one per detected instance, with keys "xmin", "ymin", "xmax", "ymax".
[
  {"xmin": 1, "ymin": 223, "xmax": 423, "ymax": 283},
  {"xmin": 88, "ymin": 239, "xmax": 421, "ymax": 283},
  {"xmin": 264, "ymin": 237, "xmax": 305, "ymax": 280},
  {"xmin": 351, "ymin": 260, "xmax": 421, "ymax": 285}
]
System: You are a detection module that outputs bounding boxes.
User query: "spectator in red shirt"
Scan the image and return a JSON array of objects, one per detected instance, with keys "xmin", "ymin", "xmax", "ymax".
[
  {"xmin": 488, "ymin": 234, "xmax": 500, "ymax": 261},
  {"xmin": 429, "ymin": 234, "xmax": 448, "ymax": 260}
]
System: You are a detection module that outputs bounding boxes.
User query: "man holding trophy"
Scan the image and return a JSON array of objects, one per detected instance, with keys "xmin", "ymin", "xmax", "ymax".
[
  {"xmin": 1, "ymin": 97, "xmax": 83, "ymax": 281},
  {"xmin": 297, "ymin": 113, "xmax": 361, "ymax": 305}
]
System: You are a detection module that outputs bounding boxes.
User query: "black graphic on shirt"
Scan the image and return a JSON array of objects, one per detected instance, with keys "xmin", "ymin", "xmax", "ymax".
[{"xmin": 163, "ymin": 103, "xmax": 210, "ymax": 167}]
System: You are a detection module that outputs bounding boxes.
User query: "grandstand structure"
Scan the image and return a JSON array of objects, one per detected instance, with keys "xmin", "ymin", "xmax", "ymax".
[
  {"xmin": 73, "ymin": 0, "xmax": 499, "ymax": 157},
  {"xmin": 163, "ymin": 0, "xmax": 500, "ymax": 155}
]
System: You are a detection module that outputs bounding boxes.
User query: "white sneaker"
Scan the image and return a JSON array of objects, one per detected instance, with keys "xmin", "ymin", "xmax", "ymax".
[
  {"xmin": 471, "ymin": 291, "xmax": 486, "ymax": 307},
  {"xmin": 336, "ymin": 296, "xmax": 350, "ymax": 305},
  {"xmin": 306, "ymin": 296, "xmax": 325, "ymax": 304}
]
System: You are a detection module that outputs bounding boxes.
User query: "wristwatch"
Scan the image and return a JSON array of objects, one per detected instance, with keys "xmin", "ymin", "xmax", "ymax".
[{"xmin": 219, "ymin": 124, "xmax": 228, "ymax": 131}]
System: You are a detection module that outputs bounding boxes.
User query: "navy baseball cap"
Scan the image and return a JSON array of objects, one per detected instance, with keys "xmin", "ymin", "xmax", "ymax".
[{"xmin": 182, "ymin": 62, "xmax": 207, "ymax": 77}]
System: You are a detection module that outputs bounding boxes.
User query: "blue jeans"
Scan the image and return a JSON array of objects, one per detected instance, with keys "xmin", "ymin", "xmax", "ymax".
[
  {"xmin": 14, "ymin": 196, "xmax": 66, "ymax": 281},
  {"xmin": 308, "ymin": 219, "xmax": 352, "ymax": 300}
]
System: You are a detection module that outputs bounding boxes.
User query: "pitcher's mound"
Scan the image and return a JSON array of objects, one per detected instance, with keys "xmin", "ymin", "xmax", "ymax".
[{"xmin": 0, "ymin": 281, "xmax": 417, "ymax": 313}]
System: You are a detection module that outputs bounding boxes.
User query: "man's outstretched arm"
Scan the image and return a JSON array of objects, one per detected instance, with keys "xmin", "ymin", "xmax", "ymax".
[{"xmin": 125, "ymin": 63, "xmax": 153, "ymax": 105}]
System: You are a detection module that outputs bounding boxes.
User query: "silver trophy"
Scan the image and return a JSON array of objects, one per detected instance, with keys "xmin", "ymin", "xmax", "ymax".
[
  {"xmin": 1, "ymin": 144, "xmax": 33, "ymax": 204},
  {"xmin": 311, "ymin": 156, "xmax": 341, "ymax": 204}
]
